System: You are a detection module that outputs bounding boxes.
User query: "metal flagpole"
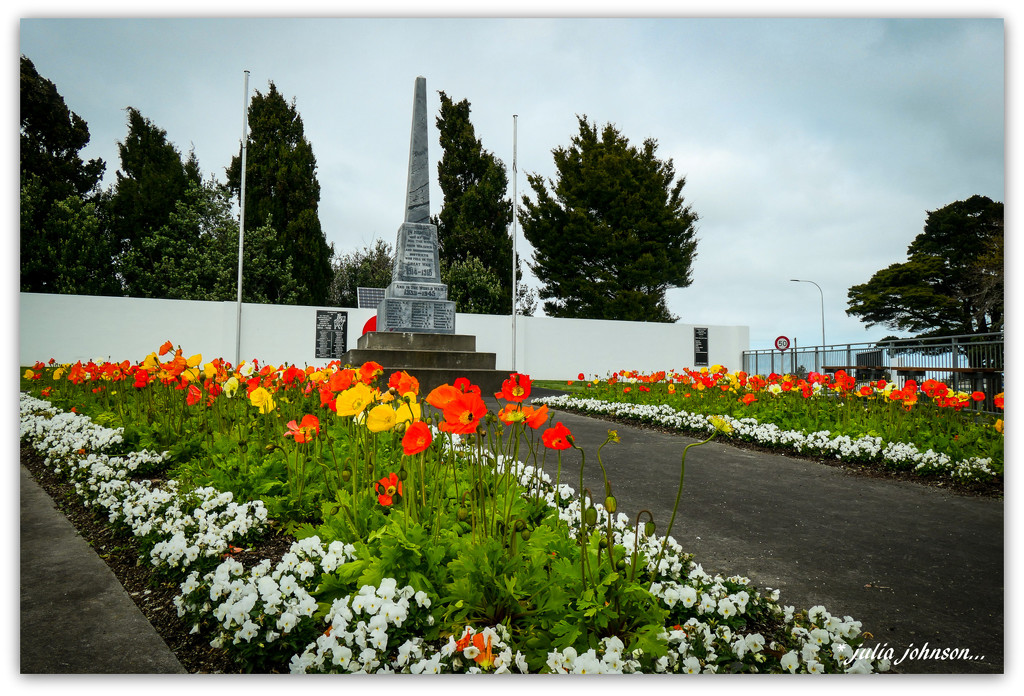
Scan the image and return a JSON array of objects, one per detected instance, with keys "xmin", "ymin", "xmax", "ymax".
[
  {"xmin": 235, "ymin": 70, "xmax": 250, "ymax": 367},
  {"xmin": 511, "ymin": 114, "xmax": 518, "ymax": 372}
]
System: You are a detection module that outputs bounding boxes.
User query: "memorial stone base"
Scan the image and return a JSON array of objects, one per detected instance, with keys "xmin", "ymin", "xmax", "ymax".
[{"xmin": 340, "ymin": 331, "xmax": 510, "ymax": 395}]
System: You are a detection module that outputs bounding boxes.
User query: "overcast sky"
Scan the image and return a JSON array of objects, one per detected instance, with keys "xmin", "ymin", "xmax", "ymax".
[{"xmin": 15, "ymin": 4, "xmax": 1010, "ymax": 351}]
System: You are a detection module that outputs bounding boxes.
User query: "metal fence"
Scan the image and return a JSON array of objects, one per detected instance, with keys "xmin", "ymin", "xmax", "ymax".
[{"xmin": 742, "ymin": 332, "xmax": 1004, "ymax": 414}]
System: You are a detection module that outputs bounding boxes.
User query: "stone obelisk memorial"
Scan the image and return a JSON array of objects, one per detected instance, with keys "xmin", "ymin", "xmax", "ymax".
[
  {"xmin": 341, "ymin": 77, "xmax": 506, "ymax": 393},
  {"xmin": 376, "ymin": 76, "xmax": 457, "ymax": 333}
]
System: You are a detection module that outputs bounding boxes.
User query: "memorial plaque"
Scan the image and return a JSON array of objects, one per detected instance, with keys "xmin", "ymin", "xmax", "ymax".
[
  {"xmin": 357, "ymin": 287, "xmax": 386, "ymax": 309},
  {"xmin": 392, "ymin": 222, "xmax": 442, "ymax": 282},
  {"xmin": 315, "ymin": 310, "xmax": 348, "ymax": 359},
  {"xmin": 694, "ymin": 327, "xmax": 709, "ymax": 367},
  {"xmin": 387, "ymin": 281, "xmax": 447, "ymax": 301},
  {"xmin": 379, "ymin": 298, "xmax": 455, "ymax": 334}
]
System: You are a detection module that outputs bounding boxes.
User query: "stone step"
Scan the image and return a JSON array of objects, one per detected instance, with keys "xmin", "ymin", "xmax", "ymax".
[
  {"xmin": 343, "ymin": 348, "xmax": 496, "ymax": 371},
  {"xmin": 374, "ymin": 366, "xmax": 512, "ymax": 395},
  {"xmin": 357, "ymin": 332, "xmax": 477, "ymax": 352}
]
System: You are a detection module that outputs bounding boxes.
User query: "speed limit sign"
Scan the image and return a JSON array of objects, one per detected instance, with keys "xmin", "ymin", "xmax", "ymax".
[{"xmin": 775, "ymin": 335, "xmax": 791, "ymax": 351}]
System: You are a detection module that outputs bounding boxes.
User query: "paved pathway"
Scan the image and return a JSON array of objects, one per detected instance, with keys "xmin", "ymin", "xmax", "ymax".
[{"xmin": 529, "ymin": 392, "xmax": 1003, "ymax": 674}]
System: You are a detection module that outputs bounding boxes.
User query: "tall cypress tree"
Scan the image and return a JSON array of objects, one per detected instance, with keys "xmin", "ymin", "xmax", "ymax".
[
  {"xmin": 226, "ymin": 82, "xmax": 333, "ymax": 305},
  {"xmin": 108, "ymin": 107, "xmax": 201, "ymax": 297},
  {"xmin": 433, "ymin": 91, "xmax": 516, "ymax": 314},
  {"xmin": 20, "ymin": 55, "xmax": 109, "ymax": 293}
]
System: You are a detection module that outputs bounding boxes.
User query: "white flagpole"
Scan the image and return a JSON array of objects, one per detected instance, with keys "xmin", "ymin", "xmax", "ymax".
[
  {"xmin": 511, "ymin": 114, "xmax": 518, "ymax": 372},
  {"xmin": 235, "ymin": 70, "xmax": 250, "ymax": 367}
]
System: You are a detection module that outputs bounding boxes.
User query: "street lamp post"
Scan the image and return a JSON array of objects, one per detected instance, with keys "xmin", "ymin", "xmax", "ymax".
[{"xmin": 791, "ymin": 279, "xmax": 825, "ymax": 373}]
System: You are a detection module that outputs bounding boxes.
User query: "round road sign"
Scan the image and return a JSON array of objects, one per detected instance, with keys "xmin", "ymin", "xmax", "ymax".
[{"xmin": 775, "ymin": 335, "xmax": 791, "ymax": 351}]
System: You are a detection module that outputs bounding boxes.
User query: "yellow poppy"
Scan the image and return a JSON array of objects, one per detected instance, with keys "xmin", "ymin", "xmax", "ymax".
[
  {"xmin": 249, "ymin": 386, "xmax": 276, "ymax": 414},
  {"xmin": 336, "ymin": 382, "xmax": 374, "ymax": 417},
  {"xmin": 366, "ymin": 403, "xmax": 398, "ymax": 432}
]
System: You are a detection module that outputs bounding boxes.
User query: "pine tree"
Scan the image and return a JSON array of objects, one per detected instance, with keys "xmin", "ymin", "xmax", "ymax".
[
  {"xmin": 520, "ymin": 116, "xmax": 698, "ymax": 322},
  {"xmin": 226, "ymin": 82, "xmax": 333, "ymax": 305}
]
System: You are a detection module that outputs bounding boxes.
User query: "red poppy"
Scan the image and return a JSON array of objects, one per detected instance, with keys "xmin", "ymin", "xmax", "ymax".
[
  {"xmin": 375, "ymin": 473, "xmax": 403, "ymax": 506},
  {"xmin": 186, "ymin": 384, "xmax": 202, "ymax": 406},
  {"xmin": 741, "ymin": 393, "xmax": 757, "ymax": 405},
  {"xmin": 389, "ymin": 370, "xmax": 420, "ymax": 396},
  {"xmin": 577, "ymin": 373, "xmax": 585, "ymax": 381},
  {"xmin": 454, "ymin": 377, "xmax": 481, "ymax": 396},
  {"xmin": 284, "ymin": 414, "xmax": 320, "ymax": 443},
  {"xmin": 328, "ymin": 368, "xmax": 356, "ymax": 393},
  {"xmin": 402, "ymin": 421, "xmax": 432, "ymax": 455},
  {"xmin": 358, "ymin": 361, "xmax": 384, "ymax": 385},
  {"xmin": 971, "ymin": 391, "xmax": 986, "ymax": 402},
  {"xmin": 498, "ymin": 373, "xmax": 532, "ymax": 402},
  {"xmin": 542, "ymin": 422, "xmax": 573, "ymax": 450},
  {"xmin": 159, "ymin": 340, "xmax": 174, "ymax": 356},
  {"xmin": 440, "ymin": 391, "xmax": 487, "ymax": 434}
]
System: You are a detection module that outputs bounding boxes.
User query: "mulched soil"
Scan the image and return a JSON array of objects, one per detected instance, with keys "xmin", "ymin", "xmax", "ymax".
[
  {"xmin": 551, "ymin": 406, "xmax": 1003, "ymax": 499},
  {"xmin": 21, "ymin": 445, "xmax": 296, "ymax": 673}
]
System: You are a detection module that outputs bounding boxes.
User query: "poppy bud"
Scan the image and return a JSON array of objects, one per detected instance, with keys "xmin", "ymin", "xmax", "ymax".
[
  {"xmin": 605, "ymin": 495, "xmax": 617, "ymax": 513},
  {"xmin": 398, "ymin": 468, "xmax": 408, "ymax": 481},
  {"xmin": 341, "ymin": 469, "xmax": 351, "ymax": 483},
  {"xmin": 645, "ymin": 521, "xmax": 656, "ymax": 536},
  {"xmin": 514, "ymin": 519, "xmax": 526, "ymax": 532},
  {"xmin": 457, "ymin": 507, "xmax": 468, "ymax": 521},
  {"xmin": 599, "ymin": 537, "xmax": 609, "ymax": 549},
  {"xmin": 520, "ymin": 529, "xmax": 531, "ymax": 541},
  {"xmin": 584, "ymin": 507, "xmax": 598, "ymax": 526},
  {"xmin": 616, "ymin": 559, "xmax": 627, "ymax": 571}
]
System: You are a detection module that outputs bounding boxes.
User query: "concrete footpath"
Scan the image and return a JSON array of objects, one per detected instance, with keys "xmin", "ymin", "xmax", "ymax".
[
  {"xmin": 19, "ymin": 465, "xmax": 185, "ymax": 674},
  {"xmin": 18, "ymin": 389, "xmax": 1003, "ymax": 674}
]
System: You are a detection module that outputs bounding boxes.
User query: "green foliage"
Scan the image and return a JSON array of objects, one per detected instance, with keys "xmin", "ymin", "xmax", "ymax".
[
  {"xmin": 329, "ymin": 239, "xmax": 393, "ymax": 307},
  {"xmin": 433, "ymin": 91, "xmax": 520, "ymax": 314},
  {"xmin": 226, "ymin": 81, "xmax": 333, "ymax": 305},
  {"xmin": 846, "ymin": 195, "xmax": 1004, "ymax": 337},
  {"xmin": 20, "ymin": 55, "xmax": 107, "ymax": 293},
  {"xmin": 520, "ymin": 116, "xmax": 699, "ymax": 322},
  {"xmin": 20, "ymin": 182, "xmax": 121, "ymax": 295},
  {"xmin": 108, "ymin": 107, "xmax": 201, "ymax": 297},
  {"xmin": 442, "ymin": 255, "xmax": 504, "ymax": 314}
]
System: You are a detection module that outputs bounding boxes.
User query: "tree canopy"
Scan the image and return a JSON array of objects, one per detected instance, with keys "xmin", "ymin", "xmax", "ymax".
[
  {"xmin": 226, "ymin": 82, "xmax": 333, "ymax": 305},
  {"xmin": 520, "ymin": 116, "xmax": 698, "ymax": 322},
  {"xmin": 108, "ymin": 107, "xmax": 201, "ymax": 297},
  {"xmin": 846, "ymin": 195, "xmax": 1004, "ymax": 337},
  {"xmin": 329, "ymin": 239, "xmax": 394, "ymax": 308},
  {"xmin": 433, "ymin": 91, "xmax": 517, "ymax": 314},
  {"xmin": 20, "ymin": 55, "xmax": 108, "ymax": 293}
]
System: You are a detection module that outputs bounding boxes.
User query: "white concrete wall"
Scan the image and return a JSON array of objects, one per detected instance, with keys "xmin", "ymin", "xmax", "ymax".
[{"xmin": 19, "ymin": 292, "xmax": 748, "ymax": 379}]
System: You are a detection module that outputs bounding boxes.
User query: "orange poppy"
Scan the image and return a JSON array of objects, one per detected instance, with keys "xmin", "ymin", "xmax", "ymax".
[
  {"xmin": 186, "ymin": 384, "xmax": 202, "ymax": 406},
  {"xmin": 522, "ymin": 404, "xmax": 549, "ymax": 429},
  {"xmin": 426, "ymin": 383, "xmax": 462, "ymax": 410},
  {"xmin": 388, "ymin": 370, "xmax": 420, "ymax": 397},
  {"xmin": 358, "ymin": 361, "xmax": 384, "ymax": 385}
]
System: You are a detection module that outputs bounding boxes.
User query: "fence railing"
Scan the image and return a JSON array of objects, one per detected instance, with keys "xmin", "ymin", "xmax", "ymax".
[{"xmin": 741, "ymin": 332, "xmax": 1004, "ymax": 414}]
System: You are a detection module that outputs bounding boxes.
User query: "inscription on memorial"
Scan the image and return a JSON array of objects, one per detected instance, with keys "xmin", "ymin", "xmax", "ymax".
[
  {"xmin": 393, "ymin": 222, "xmax": 441, "ymax": 282},
  {"xmin": 694, "ymin": 327, "xmax": 709, "ymax": 367},
  {"xmin": 315, "ymin": 310, "xmax": 348, "ymax": 359},
  {"xmin": 380, "ymin": 298, "xmax": 455, "ymax": 333}
]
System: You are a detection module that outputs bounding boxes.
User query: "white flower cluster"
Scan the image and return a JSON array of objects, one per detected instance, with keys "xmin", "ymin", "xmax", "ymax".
[
  {"xmin": 20, "ymin": 393, "xmax": 126, "ymax": 473},
  {"xmin": 535, "ymin": 394, "xmax": 997, "ymax": 482},
  {"xmin": 19, "ymin": 394, "xmax": 268, "ymax": 580},
  {"xmin": 546, "ymin": 636, "xmax": 637, "ymax": 673},
  {"xmin": 176, "ymin": 535, "xmax": 354, "ymax": 651},
  {"xmin": 778, "ymin": 604, "xmax": 889, "ymax": 674}
]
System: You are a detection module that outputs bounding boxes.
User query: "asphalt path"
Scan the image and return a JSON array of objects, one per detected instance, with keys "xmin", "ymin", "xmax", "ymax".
[{"xmin": 517, "ymin": 389, "xmax": 1003, "ymax": 674}]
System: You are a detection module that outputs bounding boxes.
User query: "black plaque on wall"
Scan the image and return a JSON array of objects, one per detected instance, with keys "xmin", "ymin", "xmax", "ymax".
[
  {"xmin": 694, "ymin": 327, "xmax": 709, "ymax": 367},
  {"xmin": 315, "ymin": 310, "xmax": 348, "ymax": 359}
]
